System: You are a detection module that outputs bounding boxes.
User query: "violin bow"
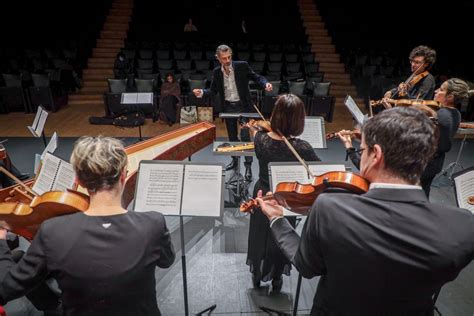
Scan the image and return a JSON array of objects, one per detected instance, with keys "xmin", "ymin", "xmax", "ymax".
[
  {"xmin": 0, "ymin": 166, "xmax": 37, "ymax": 196},
  {"xmin": 252, "ymin": 104, "xmax": 315, "ymax": 179}
]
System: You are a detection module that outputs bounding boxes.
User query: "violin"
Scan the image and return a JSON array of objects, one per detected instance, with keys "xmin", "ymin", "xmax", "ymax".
[
  {"xmin": 240, "ymin": 171, "xmax": 370, "ymax": 215},
  {"xmin": 459, "ymin": 122, "xmax": 474, "ymax": 129},
  {"xmin": 370, "ymin": 98, "xmax": 441, "ymax": 110},
  {"xmin": 326, "ymin": 129, "xmax": 361, "ymax": 140},
  {"xmin": 0, "ymin": 190, "xmax": 89, "ymax": 240},
  {"xmin": 398, "ymin": 70, "xmax": 429, "ymax": 97},
  {"xmin": 245, "ymin": 119, "xmax": 272, "ymax": 132}
]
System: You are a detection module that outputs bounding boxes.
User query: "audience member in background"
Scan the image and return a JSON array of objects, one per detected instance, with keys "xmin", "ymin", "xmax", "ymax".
[
  {"xmin": 0, "ymin": 136, "xmax": 175, "ymax": 315},
  {"xmin": 193, "ymin": 44, "xmax": 273, "ymax": 180},
  {"xmin": 183, "ymin": 18, "xmax": 198, "ymax": 32},
  {"xmin": 383, "ymin": 45, "xmax": 437, "ymax": 101},
  {"xmin": 420, "ymin": 78, "xmax": 470, "ymax": 196},
  {"xmin": 243, "ymin": 94, "xmax": 320, "ymax": 292},
  {"xmin": 159, "ymin": 73, "xmax": 182, "ymax": 125},
  {"xmin": 113, "ymin": 52, "xmax": 132, "ymax": 80},
  {"xmin": 257, "ymin": 107, "xmax": 473, "ymax": 315}
]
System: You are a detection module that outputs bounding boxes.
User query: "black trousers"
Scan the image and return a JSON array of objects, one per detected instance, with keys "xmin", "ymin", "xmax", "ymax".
[{"xmin": 224, "ymin": 101, "xmax": 252, "ymax": 164}]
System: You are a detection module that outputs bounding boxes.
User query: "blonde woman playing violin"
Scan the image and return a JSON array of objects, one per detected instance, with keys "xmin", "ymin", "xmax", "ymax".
[
  {"xmin": 383, "ymin": 45, "xmax": 436, "ymax": 101},
  {"xmin": 420, "ymin": 78, "xmax": 470, "ymax": 197}
]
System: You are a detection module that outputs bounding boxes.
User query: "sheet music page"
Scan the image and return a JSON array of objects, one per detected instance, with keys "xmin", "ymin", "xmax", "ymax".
[
  {"xmin": 121, "ymin": 93, "xmax": 138, "ymax": 104},
  {"xmin": 300, "ymin": 117, "xmax": 325, "ymax": 148},
  {"xmin": 270, "ymin": 163, "xmax": 346, "ymax": 216},
  {"xmin": 134, "ymin": 163, "xmax": 183, "ymax": 215},
  {"xmin": 41, "ymin": 132, "xmax": 58, "ymax": 159},
  {"xmin": 32, "ymin": 152, "xmax": 61, "ymax": 195},
  {"xmin": 344, "ymin": 95, "xmax": 365, "ymax": 126},
  {"xmin": 454, "ymin": 170, "xmax": 474, "ymax": 213},
  {"xmin": 36, "ymin": 107, "xmax": 48, "ymax": 136},
  {"xmin": 31, "ymin": 106, "xmax": 42, "ymax": 130},
  {"xmin": 181, "ymin": 164, "xmax": 223, "ymax": 217},
  {"xmin": 52, "ymin": 160, "xmax": 76, "ymax": 192},
  {"xmin": 137, "ymin": 92, "xmax": 153, "ymax": 104}
]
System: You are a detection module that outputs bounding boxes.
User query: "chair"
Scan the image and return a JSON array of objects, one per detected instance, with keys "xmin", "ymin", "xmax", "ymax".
[
  {"xmin": 304, "ymin": 63, "xmax": 320, "ymax": 76},
  {"xmin": 302, "ymin": 53, "xmax": 316, "ymax": 64},
  {"xmin": 189, "ymin": 50, "xmax": 203, "ymax": 60},
  {"xmin": 309, "ymin": 82, "xmax": 334, "ymax": 122},
  {"xmin": 285, "ymin": 53, "xmax": 299, "ymax": 63},
  {"xmin": 0, "ymin": 73, "xmax": 30, "ymax": 112},
  {"xmin": 137, "ymin": 59, "xmax": 154, "ymax": 71},
  {"xmin": 250, "ymin": 62, "xmax": 265, "ymax": 74},
  {"xmin": 173, "ymin": 50, "xmax": 187, "ymax": 60},
  {"xmin": 29, "ymin": 74, "xmax": 58, "ymax": 112},
  {"xmin": 139, "ymin": 49, "xmax": 153, "ymax": 60},
  {"xmin": 253, "ymin": 52, "xmax": 266, "ymax": 62},
  {"xmin": 262, "ymin": 81, "xmax": 281, "ymax": 115},
  {"xmin": 268, "ymin": 52, "xmax": 283, "ymax": 62},
  {"xmin": 108, "ymin": 79, "xmax": 128, "ymax": 93},
  {"xmin": 176, "ymin": 60, "xmax": 192, "ymax": 72},
  {"xmin": 237, "ymin": 51, "xmax": 250, "ymax": 61},
  {"xmin": 156, "ymin": 49, "xmax": 170, "ymax": 59},
  {"xmin": 288, "ymin": 81, "xmax": 309, "ymax": 108},
  {"xmin": 135, "ymin": 79, "xmax": 155, "ymax": 92},
  {"xmin": 105, "ymin": 79, "xmax": 128, "ymax": 115},
  {"xmin": 194, "ymin": 60, "xmax": 210, "ymax": 72}
]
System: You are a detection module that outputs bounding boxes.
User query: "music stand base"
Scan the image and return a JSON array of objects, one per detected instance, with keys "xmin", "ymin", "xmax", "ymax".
[
  {"xmin": 259, "ymin": 305, "xmax": 291, "ymax": 316},
  {"xmin": 195, "ymin": 304, "xmax": 217, "ymax": 315}
]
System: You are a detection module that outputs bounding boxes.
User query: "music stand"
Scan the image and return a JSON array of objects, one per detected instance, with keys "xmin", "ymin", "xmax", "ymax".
[
  {"xmin": 133, "ymin": 160, "xmax": 225, "ymax": 315},
  {"xmin": 120, "ymin": 92, "xmax": 156, "ymax": 141},
  {"xmin": 437, "ymin": 126, "xmax": 474, "ymax": 183}
]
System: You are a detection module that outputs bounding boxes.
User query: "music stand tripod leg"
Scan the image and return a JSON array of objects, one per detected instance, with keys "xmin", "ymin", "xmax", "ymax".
[{"xmin": 447, "ymin": 134, "xmax": 467, "ymax": 180}]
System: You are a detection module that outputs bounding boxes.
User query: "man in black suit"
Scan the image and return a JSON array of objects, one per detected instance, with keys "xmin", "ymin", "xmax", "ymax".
[
  {"xmin": 257, "ymin": 107, "xmax": 473, "ymax": 315},
  {"xmin": 193, "ymin": 44, "xmax": 272, "ymax": 180}
]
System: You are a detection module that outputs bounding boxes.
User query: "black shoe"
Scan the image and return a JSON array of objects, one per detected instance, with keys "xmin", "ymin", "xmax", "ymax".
[
  {"xmin": 225, "ymin": 158, "xmax": 238, "ymax": 171},
  {"xmin": 245, "ymin": 166, "xmax": 253, "ymax": 181},
  {"xmin": 272, "ymin": 277, "xmax": 283, "ymax": 293},
  {"xmin": 252, "ymin": 274, "xmax": 261, "ymax": 289}
]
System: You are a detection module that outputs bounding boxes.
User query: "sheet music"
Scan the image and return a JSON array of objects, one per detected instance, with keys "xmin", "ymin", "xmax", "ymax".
[
  {"xmin": 121, "ymin": 93, "xmax": 138, "ymax": 104},
  {"xmin": 27, "ymin": 106, "xmax": 48, "ymax": 137},
  {"xmin": 52, "ymin": 161, "xmax": 75, "ymax": 192},
  {"xmin": 299, "ymin": 117, "xmax": 326, "ymax": 149},
  {"xmin": 137, "ymin": 93, "xmax": 153, "ymax": 104},
  {"xmin": 344, "ymin": 95, "xmax": 365, "ymax": 126},
  {"xmin": 181, "ymin": 164, "xmax": 223, "ymax": 217},
  {"xmin": 134, "ymin": 163, "xmax": 184, "ymax": 215},
  {"xmin": 32, "ymin": 152, "xmax": 75, "ymax": 195},
  {"xmin": 454, "ymin": 169, "xmax": 474, "ymax": 213},
  {"xmin": 270, "ymin": 163, "xmax": 346, "ymax": 216},
  {"xmin": 41, "ymin": 132, "xmax": 58, "ymax": 159}
]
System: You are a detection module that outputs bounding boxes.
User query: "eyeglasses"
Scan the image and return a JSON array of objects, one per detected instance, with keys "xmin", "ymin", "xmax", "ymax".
[
  {"xmin": 410, "ymin": 59, "xmax": 425, "ymax": 65},
  {"xmin": 354, "ymin": 147, "xmax": 366, "ymax": 155}
]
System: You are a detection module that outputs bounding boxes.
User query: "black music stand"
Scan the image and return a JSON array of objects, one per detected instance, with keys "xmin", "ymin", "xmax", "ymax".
[{"xmin": 119, "ymin": 93, "xmax": 157, "ymax": 141}]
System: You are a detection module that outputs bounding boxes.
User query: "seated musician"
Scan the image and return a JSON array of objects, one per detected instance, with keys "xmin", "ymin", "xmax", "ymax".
[
  {"xmin": 243, "ymin": 94, "xmax": 320, "ymax": 292},
  {"xmin": 257, "ymin": 107, "xmax": 474, "ymax": 315},
  {"xmin": 0, "ymin": 136, "xmax": 176, "ymax": 315},
  {"xmin": 383, "ymin": 45, "xmax": 437, "ymax": 101}
]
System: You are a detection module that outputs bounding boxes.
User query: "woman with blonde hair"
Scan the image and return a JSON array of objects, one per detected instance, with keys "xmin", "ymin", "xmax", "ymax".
[{"xmin": 0, "ymin": 136, "xmax": 175, "ymax": 315}]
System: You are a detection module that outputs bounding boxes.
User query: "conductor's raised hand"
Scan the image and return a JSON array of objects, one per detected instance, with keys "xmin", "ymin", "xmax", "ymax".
[
  {"xmin": 192, "ymin": 89, "xmax": 203, "ymax": 97},
  {"xmin": 264, "ymin": 82, "xmax": 273, "ymax": 92},
  {"xmin": 255, "ymin": 190, "xmax": 283, "ymax": 221}
]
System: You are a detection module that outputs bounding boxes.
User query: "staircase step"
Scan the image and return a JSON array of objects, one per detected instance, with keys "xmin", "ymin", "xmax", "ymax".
[
  {"xmin": 83, "ymin": 81, "xmax": 108, "ymax": 88},
  {"xmin": 112, "ymin": 2, "xmax": 134, "ymax": 9},
  {"xmin": 87, "ymin": 62, "xmax": 115, "ymax": 68},
  {"xmin": 69, "ymin": 94, "xmax": 103, "ymax": 101},
  {"xmin": 88, "ymin": 57, "xmax": 116, "ymax": 63},
  {"xmin": 331, "ymin": 85, "xmax": 358, "ymax": 95},
  {"xmin": 97, "ymin": 38, "xmax": 124, "ymax": 45},
  {"xmin": 303, "ymin": 21, "xmax": 325, "ymax": 28},
  {"xmin": 311, "ymin": 45, "xmax": 336, "ymax": 53},
  {"xmin": 106, "ymin": 16, "xmax": 130, "ymax": 23},
  {"xmin": 83, "ymin": 73, "xmax": 113, "ymax": 81},
  {"xmin": 93, "ymin": 47, "xmax": 121, "ymax": 54},
  {"xmin": 102, "ymin": 25, "xmax": 129, "ymax": 32},
  {"xmin": 306, "ymin": 29, "xmax": 328, "ymax": 36},
  {"xmin": 83, "ymin": 69, "xmax": 114, "ymax": 76},
  {"xmin": 315, "ymin": 55, "xmax": 341, "ymax": 63},
  {"xmin": 109, "ymin": 8, "xmax": 133, "ymax": 15},
  {"xmin": 300, "ymin": 10, "xmax": 320, "ymax": 17},
  {"xmin": 79, "ymin": 86, "xmax": 109, "ymax": 94},
  {"xmin": 100, "ymin": 33, "xmax": 127, "ymax": 40},
  {"xmin": 308, "ymin": 36, "xmax": 332, "ymax": 44},
  {"xmin": 93, "ymin": 52, "xmax": 119, "ymax": 58},
  {"xmin": 97, "ymin": 43, "xmax": 123, "ymax": 49},
  {"xmin": 319, "ymin": 64, "xmax": 346, "ymax": 73}
]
